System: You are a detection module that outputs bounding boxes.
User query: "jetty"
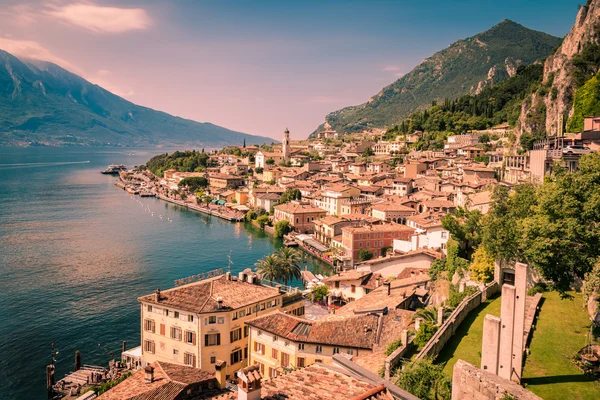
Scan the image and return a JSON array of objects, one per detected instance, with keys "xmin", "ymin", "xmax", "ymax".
[{"xmin": 157, "ymin": 194, "xmax": 244, "ymax": 222}]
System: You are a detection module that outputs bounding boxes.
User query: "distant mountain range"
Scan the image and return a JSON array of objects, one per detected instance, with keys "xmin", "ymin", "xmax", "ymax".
[
  {"xmin": 0, "ymin": 50, "xmax": 274, "ymax": 147},
  {"xmin": 312, "ymin": 20, "xmax": 562, "ymax": 137}
]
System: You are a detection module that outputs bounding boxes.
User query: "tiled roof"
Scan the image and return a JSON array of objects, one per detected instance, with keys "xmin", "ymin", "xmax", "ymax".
[
  {"xmin": 246, "ymin": 310, "xmax": 379, "ymax": 349},
  {"xmin": 98, "ymin": 361, "xmax": 216, "ymax": 400},
  {"xmin": 322, "ymin": 270, "xmax": 372, "ymax": 283},
  {"xmin": 274, "ymin": 203, "xmax": 326, "ymax": 214},
  {"xmin": 137, "ymin": 275, "xmax": 281, "ymax": 314},
  {"xmin": 342, "ymin": 223, "xmax": 414, "ymax": 234},
  {"xmin": 371, "ymin": 202, "xmax": 415, "ymax": 212}
]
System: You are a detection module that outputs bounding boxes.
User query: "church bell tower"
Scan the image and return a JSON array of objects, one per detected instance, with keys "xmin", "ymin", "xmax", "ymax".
[{"xmin": 282, "ymin": 128, "xmax": 290, "ymax": 161}]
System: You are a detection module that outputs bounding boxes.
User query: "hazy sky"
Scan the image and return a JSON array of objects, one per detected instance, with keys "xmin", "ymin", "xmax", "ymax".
[{"xmin": 0, "ymin": 0, "xmax": 582, "ymax": 140}]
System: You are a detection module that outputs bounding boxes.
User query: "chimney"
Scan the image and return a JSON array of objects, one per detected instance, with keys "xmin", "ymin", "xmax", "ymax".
[
  {"xmin": 144, "ymin": 365, "xmax": 154, "ymax": 384},
  {"xmin": 226, "ymin": 271, "xmax": 232, "ymax": 281},
  {"xmin": 154, "ymin": 289, "xmax": 161, "ymax": 302},
  {"xmin": 384, "ymin": 282, "xmax": 391, "ymax": 296},
  {"xmin": 237, "ymin": 365, "xmax": 262, "ymax": 400},
  {"xmin": 217, "ymin": 296, "xmax": 223, "ymax": 310},
  {"xmin": 214, "ymin": 360, "xmax": 227, "ymax": 389}
]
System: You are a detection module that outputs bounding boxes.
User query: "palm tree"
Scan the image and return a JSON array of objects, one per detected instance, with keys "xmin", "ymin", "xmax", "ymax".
[
  {"xmin": 414, "ymin": 306, "xmax": 451, "ymax": 326},
  {"xmin": 255, "ymin": 254, "xmax": 281, "ymax": 282},
  {"xmin": 276, "ymin": 248, "xmax": 302, "ymax": 286}
]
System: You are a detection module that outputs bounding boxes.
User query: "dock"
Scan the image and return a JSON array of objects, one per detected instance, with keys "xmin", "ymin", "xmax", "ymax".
[{"xmin": 156, "ymin": 194, "xmax": 244, "ymax": 222}]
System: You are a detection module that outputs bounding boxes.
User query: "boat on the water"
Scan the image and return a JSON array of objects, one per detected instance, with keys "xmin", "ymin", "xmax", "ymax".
[{"xmin": 101, "ymin": 164, "xmax": 127, "ymax": 175}]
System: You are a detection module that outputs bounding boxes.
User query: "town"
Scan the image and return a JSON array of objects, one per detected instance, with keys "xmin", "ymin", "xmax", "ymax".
[{"xmin": 51, "ymin": 113, "xmax": 600, "ymax": 400}]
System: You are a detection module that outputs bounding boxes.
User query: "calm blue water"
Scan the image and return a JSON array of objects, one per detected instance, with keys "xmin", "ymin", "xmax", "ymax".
[{"xmin": 0, "ymin": 147, "xmax": 326, "ymax": 400}]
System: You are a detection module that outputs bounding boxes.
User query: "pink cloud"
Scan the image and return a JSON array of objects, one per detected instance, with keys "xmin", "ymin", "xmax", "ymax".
[
  {"xmin": 0, "ymin": 37, "xmax": 81, "ymax": 73},
  {"xmin": 45, "ymin": 3, "xmax": 151, "ymax": 34}
]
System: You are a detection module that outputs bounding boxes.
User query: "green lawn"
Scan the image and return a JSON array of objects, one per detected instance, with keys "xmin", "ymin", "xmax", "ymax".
[
  {"xmin": 437, "ymin": 296, "xmax": 502, "ymax": 376},
  {"xmin": 523, "ymin": 291, "xmax": 600, "ymax": 400}
]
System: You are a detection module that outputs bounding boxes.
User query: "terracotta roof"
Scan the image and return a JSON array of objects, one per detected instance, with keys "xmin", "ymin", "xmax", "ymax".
[
  {"xmin": 274, "ymin": 203, "xmax": 326, "ymax": 214},
  {"xmin": 137, "ymin": 275, "xmax": 281, "ymax": 314},
  {"xmin": 323, "ymin": 270, "xmax": 372, "ymax": 283},
  {"xmin": 246, "ymin": 310, "xmax": 379, "ymax": 349},
  {"xmin": 342, "ymin": 223, "xmax": 414, "ymax": 234},
  {"xmin": 98, "ymin": 361, "xmax": 217, "ymax": 400},
  {"xmin": 371, "ymin": 202, "xmax": 415, "ymax": 213}
]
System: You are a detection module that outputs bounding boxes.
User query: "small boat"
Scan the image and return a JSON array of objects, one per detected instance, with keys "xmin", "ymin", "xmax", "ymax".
[{"xmin": 101, "ymin": 164, "xmax": 127, "ymax": 175}]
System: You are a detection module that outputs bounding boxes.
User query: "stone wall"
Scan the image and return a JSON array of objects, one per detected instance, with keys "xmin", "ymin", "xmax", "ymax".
[
  {"xmin": 383, "ymin": 330, "xmax": 414, "ymax": 380},
  {"xmin": 452, "ymin": 360, "xmax": 542, "ymax": 400},
  {"xmin": 416, "ymin": 282, "xmax": 499, "ymax": 360}
]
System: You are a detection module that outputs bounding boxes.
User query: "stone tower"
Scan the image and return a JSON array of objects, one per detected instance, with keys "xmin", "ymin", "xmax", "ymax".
[{"xmin": 282, "ymin": 128, "xmax": 290, "ymax": 162}]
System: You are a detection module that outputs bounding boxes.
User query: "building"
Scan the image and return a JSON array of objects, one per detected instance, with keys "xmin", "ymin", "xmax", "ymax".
[
  {"xmin": 317, "ymin": 184, "xmax": 362, "ymax": 216},
  {"xmin": 371, "ymin": 202, "xmax": 416, "ymax": 223},
  {"xmin": 457, "ymin": 146, "xmax": 485, "ymax": 159},
  {"xmin": 341, "ymin": 223, "xmax": 414, "ymax": 264},
  {"xmin": 340, "ymin": 196, "xmax": 374, "ymax": 216},
  {"xmin": 445, "ymin": 134, "xmax": 479, "ymax": 149},
  {"xmin": 246, "ymin": 310, "xmax": 380, "ymax": 377},
  {"xmin": 209, "ymin": 174, "xmax": 244, "ymax": 189},
  {"xmin": 137, "ymin": 272, "xmax": 304, "ymax": 379},
  {"xmin": 282, "ymin": 128, "xmax": 290, "ymax": 162},
  {"xmin": 321, "ymin": 270, "xmax": 383, "ymax": 303},
  {"xmin": 255, "ymin": 192, "xmax": 281, "ymax": 212},
  {"xmin": 273, "ymin": 202, "xmax": 327, "ymax": 233},
  {"xmin": 312, "ymin": 216, "xmax": 357, "ymax": 247},
  {"xmin": 255, "ymin": 152, "xmax": 284, "ymax": 169}
]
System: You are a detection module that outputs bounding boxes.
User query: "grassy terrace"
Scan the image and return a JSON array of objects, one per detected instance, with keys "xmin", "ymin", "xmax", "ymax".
[
  {"xmin": 435, "ymin": 291, "xmax": 600, "ymax": 400},
  {"xmin": 437, "ymin": 296, "xmax": 501, "ymax": 376}
]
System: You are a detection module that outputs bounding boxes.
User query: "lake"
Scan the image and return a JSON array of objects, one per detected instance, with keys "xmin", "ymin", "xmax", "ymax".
[{"xmin": 0, "ymin": 146, "xmax": 326, "ymax": 399}]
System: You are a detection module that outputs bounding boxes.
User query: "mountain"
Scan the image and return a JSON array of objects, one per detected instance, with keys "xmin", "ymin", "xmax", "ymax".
[
  {"xmin": 0, "ymin": 50, "xmax": 274, "ymax": 147},
  {"xmin": 312, "ymin": 20, "xmax": 562, "ymax": 137},
  {"xmin": 517, "ymin": 0, "xmax": 600, "ymax": 137}
]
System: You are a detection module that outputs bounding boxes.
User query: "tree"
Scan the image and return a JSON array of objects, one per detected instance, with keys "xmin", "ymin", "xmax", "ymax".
[
  {"xmin": 245, "ymin": 210, "xmax": 257, "ymax": 221},
  {"xmin": 243, "ymin": 138, "xmax": 246, "ymax": 148},
  {"xmin": 276, "ymin": 247, "xmax": 302, "ymax": 285},
  {"xmin": 178, "ymin": 176, "xmax": 208, "ymax": 192},
  {"xmin": 274, "ymin": 220, "xmax": 292, "ymax": 238},
  {"xmin": 256, "ymin": 215, "xmax": 270, "ymax": 229},
  {"xmin": 359, "ymin": 249, "xmax": 373, "ymax": 262},
  {"xmin": 362, "ymin": 147, "xmax": 375, "ymax": 158},
  {"xmin": 255, "ymin": 254, "xmax": 281, "ymax": 282},
  {"xmin": 469, "ymin": 246, "xmax": 495, "ymax": 283},
  {"xmin": 441, "ymin": 207, "xmax": 482, "ymax": 260},
  {"xmin": 394, "ymin": 358, "xmax": 451, "ymax": 400},
  {"xmin": 265, "ymin": 158, "xmax": 275, "ymax": 165},
  {"xmin": 479, "ymin": 133, "xmax": 490, "ymax": 144},
  {"xmin": 414, "ymin": 307, "xmax": 438, "ymax": 325},
  {"xmin": 414, "ymin": 322, "xmax": 438, "ymax": 349},
  {"xmin": 279, "ymin": 189, "xmax": 301, "ymax": 204},
  {"xmin": 311, "ymin": 285, "xmax": 329, "ymax": 302}
]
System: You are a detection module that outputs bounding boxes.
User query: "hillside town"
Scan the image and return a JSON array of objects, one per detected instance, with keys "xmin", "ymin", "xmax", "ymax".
[{"xmin": 58, "ymin": 115, "xmax": 600, "ymax": 400}]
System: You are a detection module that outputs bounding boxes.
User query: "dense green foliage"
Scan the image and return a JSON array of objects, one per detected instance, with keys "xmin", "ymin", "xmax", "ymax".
[
  {"xmin": 0, "ymin": 50, "xmax": 273, "ymax": 147},
  {"xmin": 446, "ymin": 285, "xmax": 479, "ymax": 309},
  {"xmin": 386, "ymin": 63, "xmax": 545, "ymax": 140},
  {"xmin": 311, "ymin": 285, "xmax": 329, "ymax": 302},
  {"xmin": 414, "ymin": 322, "xmax": 439, "ymax": 349},
  {"xmin": 87, "ymin": 372, "xmax": 132, "ymax": 396},
  {"xmin": 385, "ymin": 338, "xmax": 404, "ymax": 356},
  {"xmin": 256, "ymin": 215, "xmax": 270, "ymax": 228},
  {"xmin": 279, "ymin": 189, "xmax": 302, "ymax": 204},
  {"xmin": 477, "ymin": 154, "xmax": 600, "ymax": 293},
  {"xmin": 178, "ymin": 176, "xmax": 208, "ymax": 191},
  {"xmin": 313, "ymin": 20, "xmax": 560, "ymax": 136},
  {"xmin": 442, "ymin": 209, "xmax": 482, "ymax": 260},
  {"xmin": 144, "ymin": 150, "xmax": 213, "ymax": 175},
  {"xmin": 394, "ymin": 358, "xmax": 451, "ymax": 400},
  {"xmin": 359, "ymin": 249, "xmax": 373, "ymax": 262},
  {"xmin": 568, "ymin": 72, "xmax": 600, "ymax": 132},
  {"xmin": 274, "ymin": 220, "xmax": 292, "ymax": 238}
]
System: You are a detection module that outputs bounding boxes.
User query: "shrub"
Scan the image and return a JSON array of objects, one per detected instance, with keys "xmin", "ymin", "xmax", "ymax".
[
  {"xmin": 385, "ymin": 339, "xmax": 404, "ymax": 356},
  {"xmin": 245, "ymin": 210, "xmax": 257, "ymax": 222},
  {"xmin": 274, "ymin": 220, "xmax": 292, "ymax": 238},
  {"xmin": 311, "ymin": 285, "xmax": 329, "ymax": 302},
  {"xmin": 414, "ymin": 322, "xmax": 438, "ymax": 349},
  {"xmin": 394, "ymin": 357, "xmax": 451, "ymax": 400},
  {"xmin": 527, "ymin": 281, "xmax": 547, "ymax": 296},
  {"xmin": 469, "ymin": 247, "xmax": 495, "ymax": 283},
  {"xmin": 256, "ymin": 215, "xmax": 270, "ymax": 229},
  {"xmin": 359, "ymin": 249, "xmax": 373, "ymax": 262}
]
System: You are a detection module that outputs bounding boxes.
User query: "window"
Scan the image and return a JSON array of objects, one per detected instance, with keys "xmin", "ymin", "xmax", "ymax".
[
  {"xmin": 254, "ymin": 342, "xmax": 264, "ymax": 355},
  {"xmin": 205, "ymin": 333, "xmax": 220, "ymax": 347},
  {"xmin": 260, "ymin": 303, "xmax": 266, "ymax": 311},
  {"xmin": 184, "ymin": 331, "xmax": 196, "ymax": 345},
  {"xmin": 171, "ymin": 327, "xmax": 182, "ymax": 341},
  {"xmin": 240, "ymin": 309, "xmax": 246, "ymax": 318},
  {"xmin": 208, "ymin": 316, "xmax": 217, "ymax": 324},
  {"xmin": 187, "ymin": 315, "xmax": 194, "ymax": 322},
  {"xmin": 184, "ymin": 352, "xmax": 196, "ymax": 367},
  {"xmin": 147, "ymin": 305, "xmax": 153, "ymax": 312},
  {"xmin": 217, "ymin": 317, "xmax": 225, "ymax": 324},
  {"xmin": 441, "ymin": 231, "xmax": 448, "ymax": 238},
  {"xmin": 244, "ymin": 346, "xmax": 248, "ymax": 359},
  {"xmin": 298, "ymin": 343, "xmax": 305, "ymax": 351},
  {"xmin": 273, "ymin": 336, "xmax": 278, "ymax": 342},
  {"xmin": 164, "ymin": 309, "xmax": 169, "ymax": 317},
  {"xmin": 333, "ymin": 347, "xmax": 340, "ymax": 354},
  {"xmin": 366, "ymin": 241, "xmax": 370, "ymax": 247},
  {"xmin": 359, "ymin": 242, "xmax": 363, "ymax": 248},
  {"xmin": 315, "ymin": 359, "xmax": 323, "ymax": 363},
  {"xmin": 244, "ymin": 326, "xmax": 249, "ymax": 338},
  {"xmin": 173, "ymin": 349, "xmax": 179, "ymax": 355},
  {"xmin": 315, "ymin": 345, "xmax": 322, "ymax": 354},
  {"xmin": 174, "ymin": 311, "xmax": 179, "ymax": 319},
  {"xmin": 294, "ymin": 306, "xmax": 305, "ymax": 316},
  {"xmin": 160, "ymin": 324, "xmax": 165, "ymax": 336},
  {"xmin": 144, "ymin": 319, "xmax": 155, "ymax": 333},
  {"xmin": 210, "ymin": 356, "xmax": 216, "ymax": 364},
  {"xmin": 144, "ymin": 340, "xmax": 155, "ymax": 354},
  {"xmin": 272, "ymin": 348, "xmax": 279, "ymax": 359},
  {"xmin": 247, "ymin": 307, "xmax": 252, "ymax": 315},
  {"xmin": 269, "ymin": 367, "xmax": 278, "ymax": 379},
  {"xmin": 347, "ymin": 349, "xmax": 354, "ymax": 355},
  {"xmin": 335, "ymin": 281, "xmax": 340, "ymax": 288},
  {"xmin": 255, "ymin": 361, "xmax": 265, "ymax": 375},
  {"xmin": 351, "ymin": 285, "xmax": 356, "ymax": 293},
  {"xmin": 231, "ymin": 349, "xmax": 243, "ymax": 365},
  {"xmin": 281, "ymin": 352, "xmax": 290, "ymax": 367},
  {"xmin": 230, "ymin": 328, "xmax": 242, "ymax": 343},
  {"xmin": 232, "ymin": 311, "xmax": 238, "ymax": 320},
  {"xmin": 297, "ymin": 357, "xmax": 305, "ymax": 368}
]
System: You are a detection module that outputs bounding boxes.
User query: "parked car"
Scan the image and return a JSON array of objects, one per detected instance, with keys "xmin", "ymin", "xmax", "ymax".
[{"xmin": 562, "ymin": 145, "xmax": 592, "ymax": 155}]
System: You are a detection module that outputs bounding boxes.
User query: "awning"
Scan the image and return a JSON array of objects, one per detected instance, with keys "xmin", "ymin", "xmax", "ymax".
[
  {"xmin": 217, "ymin": 200, "xmax": 226, "ymax": 205},
  {"xmin": 304, "ymin": 239, "xmax": 328, "ymax": 253}
]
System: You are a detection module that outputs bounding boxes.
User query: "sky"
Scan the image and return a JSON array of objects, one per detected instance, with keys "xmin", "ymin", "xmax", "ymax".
[{"xmin": 0, "ymin": 0, "xmax": 582, "ymax": 140}]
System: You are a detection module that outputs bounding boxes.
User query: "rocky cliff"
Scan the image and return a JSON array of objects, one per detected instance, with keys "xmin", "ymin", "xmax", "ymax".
[{"xmin": 518, "ymin": 0, "xmax": 600, "ymax": 137}]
